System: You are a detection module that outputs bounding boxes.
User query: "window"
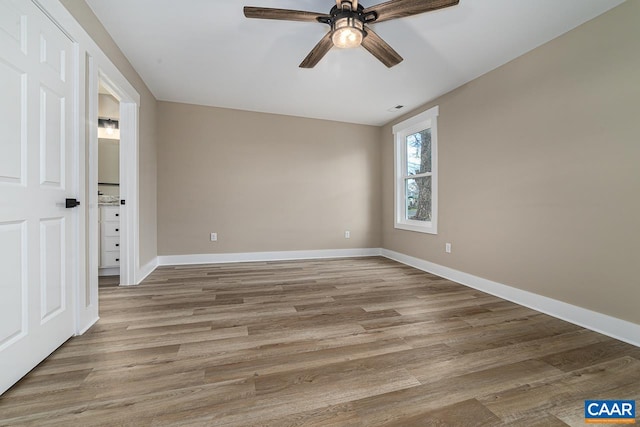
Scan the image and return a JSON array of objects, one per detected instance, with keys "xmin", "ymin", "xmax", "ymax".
[{"xmin": 393, "ymin": 106, "xmax": 438, "ymax": 234}]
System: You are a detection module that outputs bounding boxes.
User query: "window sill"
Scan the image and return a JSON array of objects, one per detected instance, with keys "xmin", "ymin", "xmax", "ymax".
[{"xmin": 394, "ymin": 222, "xmax": 438, "ymax": 235}]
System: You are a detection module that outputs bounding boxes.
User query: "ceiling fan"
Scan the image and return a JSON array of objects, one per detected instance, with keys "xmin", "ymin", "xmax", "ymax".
[{"xmin": 244, "ymin": 0, "xmax": 459, "ymax": 68}]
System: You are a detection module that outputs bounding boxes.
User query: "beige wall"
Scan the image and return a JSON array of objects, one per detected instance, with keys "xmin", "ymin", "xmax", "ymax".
[
  {"xmin": 97, "ymin": 94, "xmax": 120, "ymax": 196},
  {"xmin": 61, "ymin": 0, "xmax": 158, "ymax": 267},
  {"xmin": 382, "ymin": 1, "xmax": 640, "ymax": 324},
  {"xmin": 157, "ymin": 102, "xmax": 381, "ymax": 255},
  {"xmin": 98, "ymin": 93, "xmax": 119, "ymax": 119}
]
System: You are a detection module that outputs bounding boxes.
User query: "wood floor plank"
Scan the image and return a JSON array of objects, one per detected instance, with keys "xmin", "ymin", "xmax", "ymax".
[
  {"xmin": 203, "ymin": 337, "xmax": 415, "ymax": 383},
  {"xmin": 26, "ymin": 344, "xmax": 181, "ymax": 377},
  {"xmin": 3, "ymin": 378, "xmax": 255, "ymax": 427},
  {"xmin": 551, "ymin": 379, "xmax": 640, "ymax": 426},
  {"xmin": 407, "ymin": 329, "xmax": 612, "ymax": 385},
  {"xmin": 382, "ymin": 398, "xmax": 503, "ymax": 426},
  {"xmin": 479, "ymin": 356, "xmax": 640, "ymax": 423},
  {"xmin": 242, "ymin": 402, "xmax": 361, "ymax": 427},
  {"xmin": 401, "ymin": 313, "xmax": 576, "ymax": 350},
  {"xmin": 177, "ymin": 322, "xmax": 367, "ymax": 359},
  {"xmin": 350, "ymin": 359, "xmax": 564, "ymax": 426},
  {"xmin": 538, "ymin": 338, "xmax": 640, "ymax": 372},
  {"xmin": 47, "ymin": 326, "xmax": 248, "ymax": 359},
  {"xmin": 1, "ymin": 257, "xmax": 638, "ymax": 426}
]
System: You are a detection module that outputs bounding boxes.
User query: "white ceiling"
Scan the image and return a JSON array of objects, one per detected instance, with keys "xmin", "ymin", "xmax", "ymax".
[{"xmin": 86, "ymin": 0, "xmax": 624, "ymax": 126}]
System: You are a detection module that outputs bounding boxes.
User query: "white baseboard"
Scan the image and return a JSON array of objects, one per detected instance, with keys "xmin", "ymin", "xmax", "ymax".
[
  {"xmin": 380, "ymin": 249, "xmax": 640, "ymax": 348},
  {"xmin": 157, "ymin": 248, "xmax": 381, "ymax": 266},
  {"xmin": 98, "ymin": 267, "xmax": 119, "ymax": 277},
  {"xmin": 76, "ymin": 316, "xmax": 99, "ymax": 335},
  {"xmin": 136, "ymin": 257, "xmax": 159, "ymax": 284}
]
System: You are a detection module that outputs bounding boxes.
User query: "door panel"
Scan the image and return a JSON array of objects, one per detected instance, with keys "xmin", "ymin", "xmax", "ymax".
[
  {"xmin": 40, "ymin": 217, "xmax": 65, "ymax": 322},
  {"xmin": 39, "ymin": 85, "xmax": 65, "ymax": 187},
  {"xmin": 0, "ymin": 0, "xmax": 26, "ymax": 51},
  {"xmin": 0, "ymin": 221, "xmax": 27, "ymax": 351},
  {"xmin": 0, "ymin": 60, "xmax": 25, "ymax": 184},
  {"xmin": 0, "ymin": 0, "xmax": 76, "ymax": 395}
]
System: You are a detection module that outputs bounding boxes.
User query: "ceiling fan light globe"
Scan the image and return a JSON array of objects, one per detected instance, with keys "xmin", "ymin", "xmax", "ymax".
[
  {"xmin": 331, "ymin": 17, "xmax": 364, "ymax": 49},
  {"xmin": 332, "ymin": 28, "xmax": 362, "ymax": 48}
]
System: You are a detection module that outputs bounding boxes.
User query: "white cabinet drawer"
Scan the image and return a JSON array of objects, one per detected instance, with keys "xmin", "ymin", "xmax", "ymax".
[
  {"xmin": 102, "ymin": 223, "xmax": 120, "ymax": 237},
  {"xmin": 100, "ymin": 206, "xmax": 120, "ymax": 222},
  {"xmin": 103, "ymin": 236, "xmax": 120, "ymax": 252},
  {"xmin": 101, "ymin": 251, "xmax": 120, "ymax": 268},
  {"xmin": 99, "ymin": 205, "xmax": 121, "ymax": 269}
]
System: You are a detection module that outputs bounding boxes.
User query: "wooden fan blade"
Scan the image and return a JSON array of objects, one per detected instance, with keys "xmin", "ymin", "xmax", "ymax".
[
  {"xmin": 364, "ymin": 0, "xmax": 459, "ymax": 23},
  {"xmin": 361, "ymin": 28, "xmax": 403, "ymax": 67},
  {"xmin": 243, "ymin": 6, "xmax": 327, "ymax": 22},
  {"xmin": 299, "ymin": 32, "xmax": 333, "ymax": 68}
]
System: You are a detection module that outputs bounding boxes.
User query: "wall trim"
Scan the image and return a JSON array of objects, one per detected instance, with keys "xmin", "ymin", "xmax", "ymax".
[
  {"xmin": 380, "ymin": 249, "xmax": 640, "ymax": 348},
  {"xmin": 135, "ymin": 257, "xmax": 159, "ymax": 285},
  {"xmin": 75, "ymin": 316, "xmax": 99, "ymax": 336},
  {"xmin": 98, "ymin": 267, "xmax": 119, "ymax": 277},
  {"xmin": 157, "ymin": 248, "xmax": 381, "ymax": 266}
]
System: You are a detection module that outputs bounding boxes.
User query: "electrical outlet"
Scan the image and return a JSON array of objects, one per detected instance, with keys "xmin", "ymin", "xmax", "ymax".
[
  {"xmin": 344, "ymin": 231, "xmax": 351, "ymax": 239},
  {"xmin": 445, "ymin": 243, "xmax": 451, "ymax": 253},
  {"xmin": 210, "ymin": 232, "xmax": 217, "ymax": 242}
]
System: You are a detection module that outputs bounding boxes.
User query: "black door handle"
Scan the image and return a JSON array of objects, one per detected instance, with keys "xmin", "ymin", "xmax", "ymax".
[
  {"xmin": 115, "ymin": 244, "xmax": 119, "ymax": 247},
  {"xmin": 116, "ymin": 258, "xmax": 119, "ymax": 262},
  {"xmin": 115, "ymin": 228, "xmax": 119, "ymax": 232},
  {"xmin": 65, "ymin": 198, "xmax": 80, "ymax": 208},
  {"xmin": 115, "ymin": 213, "xmax": 119, "ymax": 217}
]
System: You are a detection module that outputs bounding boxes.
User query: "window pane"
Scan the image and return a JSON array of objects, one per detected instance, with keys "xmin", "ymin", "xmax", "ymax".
[
  {"xmin": 406, "ymin": 129, "xmax": 431, "ymax": 175},
  {"xmin": 405, "ymin": 176, "xmax": 432, "ymax": 221}
]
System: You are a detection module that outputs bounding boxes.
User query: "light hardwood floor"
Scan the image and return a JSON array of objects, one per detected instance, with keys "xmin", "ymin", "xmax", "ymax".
[
  {"xmin": 1, "ymin": 257, "xmax": 639, "ymax": 426},
  {"xmin": 98, "ymin": 275, "xmax": 120, "ymax": 287}
]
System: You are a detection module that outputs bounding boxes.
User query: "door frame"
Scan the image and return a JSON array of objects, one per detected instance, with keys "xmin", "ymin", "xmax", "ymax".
[
  {"xmin": 34, "ymin": 0, "xmax": 141, "ymax": 334},
  {"xmin": 91, "ymin": 72, "xmax": 139, "ymax": 289}
]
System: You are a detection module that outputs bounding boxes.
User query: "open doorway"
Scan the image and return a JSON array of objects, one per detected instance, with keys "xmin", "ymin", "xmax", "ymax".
[
  {"xmin": 97, "ymin": 83, "xmax": 121, "ymax": 286},
  {"xmin": 85, "ymin": 66, "xmax": 139, "ymax": 312}
]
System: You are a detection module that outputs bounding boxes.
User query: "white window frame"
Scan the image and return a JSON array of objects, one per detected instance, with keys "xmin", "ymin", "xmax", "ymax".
[{"xmin": 392, "ymin": 106, "xmax": 439, "ymax": 234}]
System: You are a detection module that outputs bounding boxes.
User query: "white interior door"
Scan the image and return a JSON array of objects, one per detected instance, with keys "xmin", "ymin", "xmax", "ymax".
[{"xmin": 0, "ymin": 0, "xmax": 77, "ymax": 395}]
